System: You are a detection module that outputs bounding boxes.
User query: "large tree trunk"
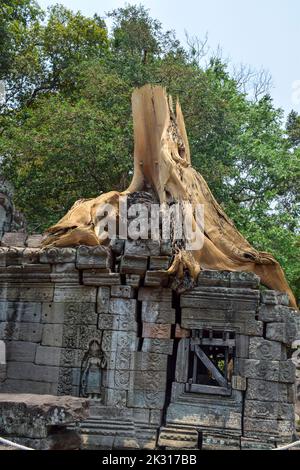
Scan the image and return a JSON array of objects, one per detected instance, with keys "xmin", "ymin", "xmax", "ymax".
[{"xmin": 43, "ymin": 85, "xmax": 297, "ymax": 309}]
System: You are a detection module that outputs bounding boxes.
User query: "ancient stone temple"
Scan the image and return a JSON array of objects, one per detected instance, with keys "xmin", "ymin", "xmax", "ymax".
[{"xmin": 0, "ymin": 86, "xmax": 299, "ymax": 450}]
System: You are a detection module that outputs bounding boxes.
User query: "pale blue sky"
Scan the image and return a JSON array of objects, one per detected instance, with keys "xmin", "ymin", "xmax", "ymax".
[{"xmin": 38, "ymin": 0, "xmax": 300, "ymax": 116}]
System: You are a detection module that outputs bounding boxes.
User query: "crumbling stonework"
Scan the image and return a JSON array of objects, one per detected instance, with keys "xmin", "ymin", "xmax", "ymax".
[{"xmin": 0, "ymin": 238, "xmax": 298, "ymax": 450}]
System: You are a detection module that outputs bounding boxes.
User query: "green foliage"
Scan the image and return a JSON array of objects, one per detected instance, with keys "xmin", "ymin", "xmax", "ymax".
[{"xmin": 0, "ymin": 2, "xmax": 299, "ymax": 298}]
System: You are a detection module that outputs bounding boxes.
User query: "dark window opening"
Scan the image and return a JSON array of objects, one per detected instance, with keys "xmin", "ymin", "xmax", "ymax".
[{"xmin": 185, "ymin": 329, "xmax": 235, "ymax": 396}]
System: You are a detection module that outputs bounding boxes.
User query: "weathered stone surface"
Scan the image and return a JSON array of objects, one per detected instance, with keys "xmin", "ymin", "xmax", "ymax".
[
  {"xmin": 0, "ymin": 301, "xmax": 41, "ymax": 323},
  {"xmin": 130, "ymin": 369, "xmax": 167, "ymax": 391},
  {"xmin": 0, "ymin": 394, "xmax": 89, "ymax": 438},
  {"xmin": 6, "ymin": 341, "xmax": 37, "ymax": 363},
  {"xmin": 103, "ymin": 388, "xmax": 127, "ymax": 408},
  {"xmin": 21, "ymin": 248, "xmax": 40, "ymax": 265},
  {"xmin": 231, "ymin": 375, "xmax": 247, "ymax": 391},
  {"xmin": 166, "ymin": 403, "xmax": 242, "ymax": 430},
  {"xmin": 229, "ymin": 271, "xmax": 260, "ymax": 289},
  {"xmin": 244, "ymin": 417, "xmax": 278, "ymax": 436},
  {"xmin": 109, "ymin": 238, "xmax": 125, "ymax": 255},
  {"xmin": 1, "ymin": 232, "xmax": 27, "ymax": 247},
  {"xmin": 201, "ymin": 433, "xmax": 241, "ymax": 450},
  {"xmin": 249, "ymin": 337, "xmax": 284, "ymax": 361},
  {"xmin": 237, "ymin": 359, "xmax": 279, "ymax": 381},
  {"xmin": 266, "ymin": 321, "xmax": 297, "ymax": 346},
  {"xmin": 82, "ymin": 271, "xmax": 121, "ymax": 286},
  {"xmin": 104, "ymin": 369, "xmax": 131, "ymax": 391},
  {"xmin": 98, "ymin": 314, "xmax": 137, "ymax": 332},
  {"xmin": 138, "ymin": 287, "xmax": 172, "ymax": 302},
  {"xmin": 54, "ymin": 285, "xmax": 96, "ymax": 303},
  {"xmin": 0, "ymin": 264, "xmax": 51, "ymax": 283},
  {"xmin": 109, "ymin": 298, "xmax": 137, "ymax": 316},
  {"xmin": 106, "ymin": 348, "xmax": 132, "ymax": 370},
  {"xmin": 244, "ymin": 400, "xmax": 295, "ymax": 422},
  {"xmin": 96, "ymin": 286, "xmax": 110, "ymax": 313},
  {"xmin": 0, "ymin": 283, "xmax": 53, "ymax": 302},
  {"xmin": 35, "ymin": 345, "xmax": 61, "ymax": 366},
  {"xmin": 76, "ymin": 245, "xmax": 112, "ymax": 270},
  {"xmin": 26, "ymin": 234, "xmax": 43, "ymax": 248},
  {"xmin": 41, "ymin": 324, "xmax": 63, "ymax": 347},
  {"xmin": 174, "ymin": 324, "xmax": 190, "ymax": 338},
  {"xmin": 41, "ymin": 302, "xmax": 64, "ymax": 323},
  {"xmin": 279, "ymin": 359, "xmax": 296, "ymax": 383},
  {"xmin": 3, "ymin": 247, "xmax": 24, "ymax": 266},
  {"xmin": 246, "ymin": 379, "xmax": 288, "ymax": 402},
  {"xmin": 141, "ymin": 301, "xmax": 174, "ymax": 324},
  {"xmin": 258, "ymin": 304, "xmax": 292, "ymax": 322},
  {"xmin": 120, "ymin": 255, "xmax": 148, "ymax": 275},
  {"xmin": 125, "ymin": 274, "xmax": 141, "ymax": 288},
  {"xmin": 175, "ymin": 339, "xmax": 189, "ymax": 383},
  {"xmin": 0, "ymin": 322, "xmax": 42, "ymax": 342},
  {"xmin": 50, "ymin": 263, "xmax": 79, "ymax": 284},
  {"xmin": 127, "ymin": 389, "xmax": 166, "ymax": 409},
  {"xmin": 102, "ymin": 330, "xmax": 138, "ymax": 352},
  {"xmin": 40, "ymin": 247, "xmax": 76, "ymax": 264},
  {"xmin": 144, "ymin": 270, "xmax": 169, "ymax": 287},
  {"xmin": 132, "ymin": 352, "xmax": 168, "ymax": 371},
  {"xmin": 181, "ymin": 286, "xmax": 259, "ymax": 311},
  {"xmin": 240, "ymin": 437, "xmax": 275, "ymax": 450},
  {"xmin": 235, "ymin": 334, "xmax": 249, "ymax": 358},
  {"xmin": 0, "ymin": 379, "xmax": 57, "ymax": 395},
  {"xmin": 142, "ymin": 323, "xmax": 171, "ymax": 339},
  {"xmin": 149, "ymin": 256, "xmax": 170, "ymax": 271},
  {"xmin": 158, "ymin": 426, "xmax": 199, "ymax": 449},
  {"xmin": 142, "ymin": 338, "xmax": 173, "ymax": 355},
  {"xmin": 197, "ymin": 270, "xmax": 230, "ymax": 287},
  {"xmin": 124, "ymin": 239, "xmax": 160, "ymax": 256},
  {"xmin": 7, "ymin": 362, "xmax": 59, "ymax": 383},
  {"xmin": 110, "ymin": 285, "xmax": 135, "ymax": 299},
  {"xmin": 261, "ymin": 290, "xmax": 289, "ymax": 306}
]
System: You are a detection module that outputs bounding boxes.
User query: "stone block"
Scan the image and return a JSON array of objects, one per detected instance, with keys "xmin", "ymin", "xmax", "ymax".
[
  {"xmin": 4, "ymin": 247, "xmax": 24, "ymax": 266},
  {"xmin": 180, "ymin": 286, "xmax": 259, "ymax": 311},
  {"xmin": 0, "ymin": 322, "xmax": 42, "ymax": 342},
  {"xmin": 266, "ymin": 321, "xmax": 298, "ymax": 346},
  {"xmin": 120, "ymin": 255, "xmax": 148, "ymax": 275},
  {"xmin": 142, "ymin": 323, "xmax": 171, "ymax": 339},
  {"xmin": 144, "ymin": 270, "xmax": 169, "ymax": 287},
  {"xmin": 104, "ymin": 388, "xmax": 127, "ymax": 408},
  {"xmin": 261, "ymin": 290, "xmax": 290, "ymax": 306},
  {"xmin": 109, "ymin": 238, "xmax": 125, "ymax": 255},
  {"xmin": 142, "ymin": 338, "xmax": 174, "ymax": 355},
  {"xmin": 166, "ymin": 403, "xmax": 242, "ymax": 430},
  {"xmin": 124, "ymin": 239, "xmax": 160, "ymax": 256},
  {"xmin": 127, "ymin": 389, "xmax": 165, "ymax": 409},
  {"xmin": 160, "ymin": 240, "xmax": 172, "ymax": 256},
  {"xmin": 108, "ymin": 298, "xmax": 137, "ymax": 316},
  {"xmin": 0, "ymin": 379, "xmax": 57, "ymax": 395},
  {"xmin": 98, "ymin": 314, "xmax": 137, "ymax": 333},
  {"xmin": 21, "ymin": 248, "xmax": 40, "ymax": 265},
  {"xmin": 246, "ymin": 379, "xmax": 288, "ymax": 402},
  {"xmin": 102, "ymin": 330, "xmax": 138, "ymax": 352},
  {"xmin": 0, "ymin": 284, "xmax": 54, "ymax": 302},
  {"xmin": 7, "ymin": 361, "xmax": 60, "ymax": 383},
  {"xmin": 1, "ymin": 232, "xmax": 27, "ymax": 247},
  {"xmin": 6, "ymin": 341, "xmax": 37, "ymax": 362},
  {"xmin": 258, "ymin": 304, "xmax": 295, "ymax": 322},
  {"xmin": 279, "ymin": 359, "xmax": 296, "ymax": 383},
  {"xmin": 240, "ymin": 437, "xmax": 276, "ymax": 450},
  {"xmin": 244, "ymin": 400, "xmax": 277, "ymax": 420},
  {"xmin": 110, "ymin": 285, "xmax": 135, "ymax": 299},
  {"xmin": 103, "ymin": 369, "xmax": 130, "ymax": 390},
  {"xmin": 132, "ymin": 352, "xmax": 168, "ymax": 371},
  {"xmin": 138, "ymin": 287, "xmax": 172, "ymax": 302},
  {"xmin": 41, "ymin": 302, "xmax": 65, "ymax": 323},
  {"xmin": 106, "ymin": 347, "xmax": 132, "ymax": 370},
  {"xmin": 0, "ymin": 264, "xmax": 51, "ymax": 283},
  {"xmin": 149, "ymin": 256, "xmax": 170, "ymax": 270},
  {"xmin": 125, "ymin": 274, "xmax": 141, "ymax": 288},
  {"xmin": 41, "ymin": 324, "xmax": 63, "ymax": 347},
  {"xmin": 249, "ymin": 337, "xmax": 284, "ymax": 361},
  {"xmin": 96, "ymin": 286, "xmax": 110, "ymax": 313},
  {"xmin": 76, "ymin": 245, "xmax": 112, "ymax": 270},
  {"xmin": 229, "ymin": 271, "xmax": 260, "ymax": 289},
  {"xmin": 130, "ymin": 370, "xmax": 167, "ymax": 391},
  {"xmin": 237, "ymin": 359, "xmax": 279, "ymax": 381},
  {"xmin": 40, "ymin": 247, "xmax": 76, "ymax": 264},
  {"xmin": 244, "ymin": 417, "xmax": 278, "ymax": 436},
  {"xmin": 197, "ymin": 270, "xmax": 230, "ymax": 287},
  {"xmin": 175, "ymin": 339, "xmax": 189, "ymax": 383},
  {"xmin": 0, "ymin": 301, "xmax": 41, "ymax": 323},
  {"xmin": 231, "ymin": 375, "xmax": 247, "ymax": 391},
  {"xmin": 235, "ymin": 334, "xmax": 249, "ymax": 358},
  {"xmin": 158, "ymin": 426, "xmax": 199, "ymax": 449},
  {"xmin": 54, "ymin": 285, "xmax": 96, "ymax": 303},
  {"xmin": 174, "ymin": 324, "xmax": 190, "ymax": 338},
  {"xmin": 35, "ymin": 345, "xmax": 61, "ymax": 366},
  {"xmin": 50, "ymin": 263, "xmax": 79, "ymax": 284},
  {"xmin": 26, "ymin": 234, "xmax": 43, "ymax": 248},
  {"xmin": 141, "ymin": 301, "xmax": 175, "ymax": 324},
  {"xmin": 82, "ymin": 271, "xmax": 121, "ymax": 286}
]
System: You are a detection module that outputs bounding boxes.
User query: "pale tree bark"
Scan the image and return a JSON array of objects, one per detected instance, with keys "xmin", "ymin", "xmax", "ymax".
[{"xmin": 43, "ymin": 85, "xmax": 297, "ymax": 309}]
